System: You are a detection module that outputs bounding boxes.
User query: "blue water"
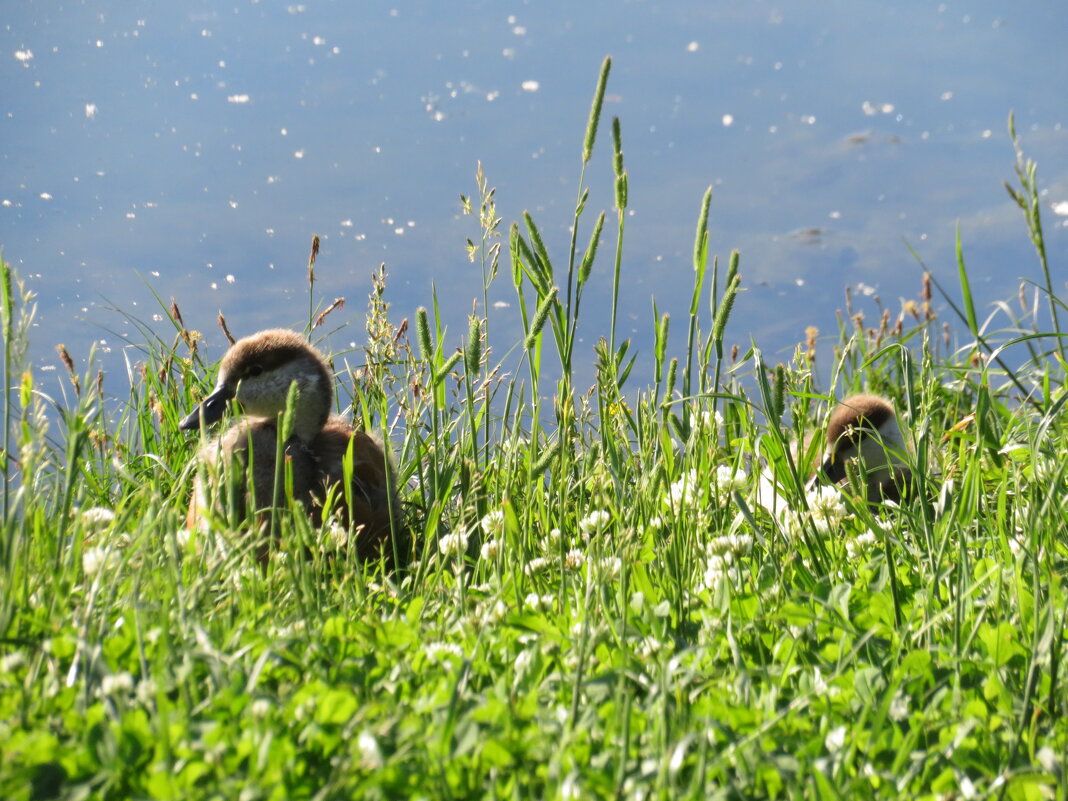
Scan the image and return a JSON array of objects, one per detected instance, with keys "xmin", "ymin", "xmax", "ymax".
[{"xmin": 2, "ymin": 1, "xmax": 1066, "ymax": 391}]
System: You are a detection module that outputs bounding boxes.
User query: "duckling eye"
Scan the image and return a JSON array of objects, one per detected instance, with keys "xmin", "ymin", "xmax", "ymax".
[{"xmin": 246, "ymin": 364, "xmax": 264, "ymax": 378}]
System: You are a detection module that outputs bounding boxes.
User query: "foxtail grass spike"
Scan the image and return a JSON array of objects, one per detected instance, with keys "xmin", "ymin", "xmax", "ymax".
[
  {"xmin": 693, "ymin": 186, "xmax": 713, "ymax": 272},
  {"xmin": 615, "ymin": 171, "xmax": 628, "ymax": 212},
  {"xmin": 611, "ymin": 117, "xmax": 624, "ymax": 177},
  {"xmin": 579, "ymin": 211, "xmax": 606, "ymax": 287},
  {"xmin": 525, "ymin": 287, "xmax": 559, "ymax": 352},
  {"xmin": 713, "ymin": 274, "xmax": 740, "ymax": 345},
  {"xmin": 464, "ymin": 316, "xmax": 483, "ymax": 375},
  {"xmin": 582, "ymin": 56, "xmax": 612, "ymax": 164},
  {"xmin": 416, "ymin": 307, "xmax": 433, "ymax": 362},
  {"xmin": 509, "ymin": 223, "xmax": 524, "ymax": 289},
  {"xmin": 725, "ymin": 248, "xmax": 740, "ymax": 287},
  {"xmin": 433, "ymin": 351, "xmax": 462, "ymax": 386},
  {"xmin": 523, "ymin": 212, "xmax": 553, "ymax": 278}
]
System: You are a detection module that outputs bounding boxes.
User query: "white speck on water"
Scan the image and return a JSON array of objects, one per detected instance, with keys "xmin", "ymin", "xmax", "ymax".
[
  {"xmin": 265, "ymin": 227, "xmax": 275, "ymax": 235},
  {"xmin": 981, "ymin": 129, "xmax": 992, "ymax": 139},
  {"xmin": 686, "ymin": 41, "xmax": 699, "ymax": 52},
  {"xmin": 940, "ymin": 91, "xmax": 953, "ymax": 100},
  {"xmin": 774, "ymin": 61, "xmax": 783, "ymax": 70},
  {"xmin": 502, "ymin": 48, "xmax": 516, "ymax": 59},
  {"xmin": 14, "ymin": 49, "xmax": 33, "ymax": 63},
  {"xmin": 795, "ymin": 278, "xmax": 805, "ymax": 286},
  {"xmin": 225, "ymin": 274, "xmax": 235, "ymax": 284},
  {"xmin": 394, "ymin": 227, "xmax": 404, "ymax": 235},
  {"xmin": 227, "ymin": 94, "xmax": 250, "ymax": 104},
  {"xmin": 125, "ymin": 212, "xmax": 135, "ymax": 219},
  {"xmin": 2, "ymin": 200, "xmax": 10, "ymax": 206},
  {"xmin": 800, "ymin": 115, "xmax": 816, "ymax": 125},
  {"xmin": 521, "ymin": 80, "xmax": 540, "ymax": 92},
  {"xmin": 486, "ymin": 90, "xmax": 500, "ymax": 101},
  {"xmin": 1051, "ymin": 201, "xmax": 1068, "ymax": 216},
  {"xmin": 294, "ymin": 149, "xmax": 305, "ymax": 159},
  {"xmin": 493, "ymin": 301, "xmax": 511, "ymax": 309},
  {"xmin": 722, "ymin": 114, "xmax": 734, "ymax": 127},
  {"xmin": 150, "ymin": 271, "xmax": 159, "ymax": 277},
  {"xmin": 829, "ymin": 210, "xmax": 841, "ymax": 219},
  {"xmin": 340, "ymin": 219, "xmax": 353, "ymax": 227},
  {"xmin": 228, "ymin": 200, "xmax": 238, "ymax": 209},
  {"xmin": 210, "ymin": 282, "xmax": 218, "ymax": 290},
  {"xmin": 85, "ymin": 103, "xmax": 98, "ymax": 119},
  {"xmin": 266, "ymin": 176, "xmax": 278, "ymax": 183},
  {"xmin": 280, "ymin": 128, "xmax": 287, "ymax": 136},
  {"xmin": 152, "ymin": 313, "xmax": 163, "ymax": 322},
  {"xmin": 40, "ymin": 193, "xmax": 52, "ymax": 200},
  {"xmin": 513, "ymin": 25, "xmax": 527, "ymax": 35},
  {"xmin": 861, "ymin": 101, "xmax": 894, "ymax": 116},
  {"xmin": 189, "ymin": 92, "xmax": 199, "ymax": 100},
  {"xmin": 312, "ymin": 36, "xmax": 326, "ymax": 46}
]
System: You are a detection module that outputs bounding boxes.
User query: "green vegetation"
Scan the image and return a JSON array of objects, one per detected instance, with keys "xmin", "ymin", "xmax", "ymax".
[{"xmin": 1, "ymin": 58, "xmax": 1066, "ymax": 800}]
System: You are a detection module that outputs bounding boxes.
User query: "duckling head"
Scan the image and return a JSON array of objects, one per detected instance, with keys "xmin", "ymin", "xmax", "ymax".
[
  {"xmin": 819, "ymin": 394, "xmax": 909, "ymax": 501},
  {"xmin": 179, "ymin": 328, "xmax": 333, "ymax": 441}
]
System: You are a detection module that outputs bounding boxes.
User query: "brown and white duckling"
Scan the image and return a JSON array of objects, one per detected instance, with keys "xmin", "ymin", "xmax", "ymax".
[
  {"xmin": 179, "ymin": 328, "xmax": 405, "ymax": 563},
  {"xmin": 818, "ymin": 394, "xmax": 911, "ymax": 503}
]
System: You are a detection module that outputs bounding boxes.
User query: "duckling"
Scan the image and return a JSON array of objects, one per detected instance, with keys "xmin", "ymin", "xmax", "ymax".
[
  {"xmin": 818, "ymin": 394, "xmax": 911, "ymax": 503},
  {"xmin": 179, "ymin": 328, "xmax": 405, "ymax": 563}
]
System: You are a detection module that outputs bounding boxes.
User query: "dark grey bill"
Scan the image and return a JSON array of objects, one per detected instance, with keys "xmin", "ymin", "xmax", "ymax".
[{"xmin": 178, "ymin": 384, "xmax": 235, "ymax": 430}]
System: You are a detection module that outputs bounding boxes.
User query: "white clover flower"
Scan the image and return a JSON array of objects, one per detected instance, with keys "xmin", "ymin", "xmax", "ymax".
[
  {"xmin": 711, "ymin": 464, "xmax": 747, "ymax": 501},
  {"xmin": 700, "ymin": 408, "xmax": 724, "ymax": 432},
  {"xmin": 438, "ymin": 530, "xmax": 470, "ymax": 557},
  {"xmin": 824, "ymin": 725, "xmax": 847, "ymax": 753},
  {"xmin": 708, "ymin": 533, "xmax": 753, "ymax": 557},
  {"xmin": 82, "ymin": 546, "xmax": 118, "ymax": 577},
  {"xmin": 480, "ymin": 509, "xmax": 505, "ymax": 536},
  {"xmin": 250, "ymin": 698, "xmax": 272, "ymax": 719},
  {"xmin": 0, "ymin": 651, "xmax": 27, "ymax": 673},
  {"xmin": 513, "ymin": 647, "xmax": 535, "ymax": 676},
  {"xmin": 480, "ymin": 538, "xmax": 500, "ymax": 561},
  {"xmin": 101, "ymin": 672, "xmax": 135, "ymax": 696},
  {"xmin": 80, "ymin": 507, "xmax": 115, "ymax": 529},
  {"xmin": 700, "ymin": 553, "xmax": 738, "ymax": 593},
  {"xmin": 959, "ymin": 775, "xmax": 977, "ymax": 800},
  {"xmin": 664, "ymin": 470, "xmax": 700, "ymax": 512},
  {"xmin": 524, "ymin": 556, "xmax": 552, "ymax": 576},
  {"xmin": 135, "ymin": 679, "xmax": 157, "ymax": 705},
  {"xmin": 564, "ymin": 549, "xmax": 585, "ymax": 569},
  {"xmin": 845, "ymin": 530, "xmax": 877, "ymax": 561},
  {"xmin": 639, "ymin": 636, "xmax": 664, "ymax": 659},
  {"xmin": 806, "ymin": 485, "xmax": 847, "ymax": 533},
  {"xmin": 889, "ymin": 689, "xmax": 910, "ymax": 722},
  {"xmin": 547, "ymin": 527, "xmax": 562, "ymax": 546},
  {"xmin": 524, "ymin": 593, "xmax": 553, "ymax": 612},
  {"xmin": 578, "ymin": 509, "xmax": 611, "ymax": 537},
  {"xmin": 596, "ymin": 556, "xmax": 622, "ymax": 580},
  {"xmin": 357, "ymin": 730, "xmax": 384, "ymax": 769},
  {"xmin": 425, "ymin": 642, "xmax": 464, "ymax": 668}
]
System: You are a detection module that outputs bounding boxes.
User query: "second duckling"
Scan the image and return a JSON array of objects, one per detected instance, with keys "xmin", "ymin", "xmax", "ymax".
[{"xmin": 818, "ymin": 393, "xmax": 911, "ymax": 503}]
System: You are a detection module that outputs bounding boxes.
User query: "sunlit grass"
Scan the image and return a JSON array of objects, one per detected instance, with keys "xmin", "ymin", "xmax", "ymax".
[{"xmin": 1, "ymin": 58, "xmax": 1066, "ymax": 800}]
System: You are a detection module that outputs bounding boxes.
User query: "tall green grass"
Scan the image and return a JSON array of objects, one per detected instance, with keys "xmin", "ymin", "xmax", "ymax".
[{"xmin": 0, "ymin": 63, "xmax": 1066, "ymax": 800}]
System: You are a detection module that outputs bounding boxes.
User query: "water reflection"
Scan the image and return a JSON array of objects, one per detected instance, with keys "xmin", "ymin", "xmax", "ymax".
[{"xmin": 2, "ymin": 0, "xmax": 1065, "ymax": 390}]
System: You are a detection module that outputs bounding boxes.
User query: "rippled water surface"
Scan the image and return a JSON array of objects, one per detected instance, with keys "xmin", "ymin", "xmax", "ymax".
[{"xmin": 3, "ymin": 1, "xmax": 1066, "ymax": 385}]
